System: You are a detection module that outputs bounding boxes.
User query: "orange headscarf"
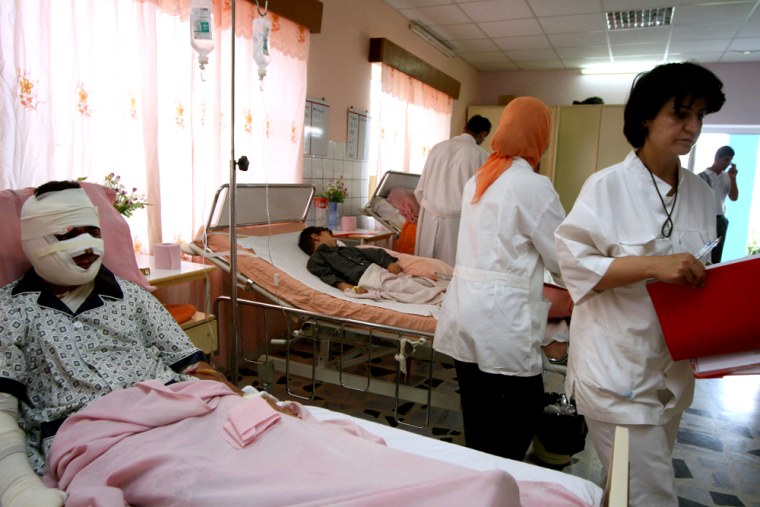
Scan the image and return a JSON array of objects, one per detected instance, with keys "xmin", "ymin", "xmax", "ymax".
[{"xmin": 471, "ymin": 96, "xmax": 551, "ymax": 203}]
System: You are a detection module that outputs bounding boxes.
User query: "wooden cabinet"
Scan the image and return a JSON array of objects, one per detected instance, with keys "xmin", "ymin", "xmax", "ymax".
[
  {"xmin": 550, "ymin": 104, "xmax": 629, "ymax": 212},
  {"xmin": 468, "ymin": 103, "xmax": 630, "ymax": 212},
  {"xmin": 135, "ymin": 253, "xmax": 219, "ymax": 354}
]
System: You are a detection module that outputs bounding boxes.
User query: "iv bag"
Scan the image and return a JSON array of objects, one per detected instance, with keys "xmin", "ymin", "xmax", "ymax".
[
  {"xmin": 190, "ymin": 0, "xmax": 214, "ymax": 70},
  {"xmin": 253, "ymin": 16, "xmax": 272, "ymax": 81}
]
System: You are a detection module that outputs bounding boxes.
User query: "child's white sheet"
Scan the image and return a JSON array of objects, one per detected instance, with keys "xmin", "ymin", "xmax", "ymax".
[{"xmin": 236, "ymin": 232, "xmax": 440, "ymax": 318}]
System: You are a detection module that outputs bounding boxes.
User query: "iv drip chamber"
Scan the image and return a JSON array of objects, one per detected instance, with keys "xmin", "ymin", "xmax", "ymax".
[{"xmin": 253, "ymin": 16, "xmax": 272, "ymax": 80}]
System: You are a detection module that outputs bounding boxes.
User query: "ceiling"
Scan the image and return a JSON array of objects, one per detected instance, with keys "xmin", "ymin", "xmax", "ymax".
[{"xmin": 383, "ymin": 0, "xmax": 760, "ymax": 72}]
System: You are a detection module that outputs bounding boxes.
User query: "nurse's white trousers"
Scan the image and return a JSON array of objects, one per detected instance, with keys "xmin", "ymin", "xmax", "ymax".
[{"xmin": 585, "ymin": 413, "xmax": 683, "ymax": 507}]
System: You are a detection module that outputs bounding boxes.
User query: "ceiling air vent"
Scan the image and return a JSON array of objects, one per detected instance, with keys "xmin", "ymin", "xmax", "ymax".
[{"xmin": 606, "ymin": 7, "xmax": 674, "ymax": 30}]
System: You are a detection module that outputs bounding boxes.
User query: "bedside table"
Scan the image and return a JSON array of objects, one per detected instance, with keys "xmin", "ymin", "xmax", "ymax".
[{"xmin": 135, "ymin": 253, "xmax": 218, "ymax": 354}]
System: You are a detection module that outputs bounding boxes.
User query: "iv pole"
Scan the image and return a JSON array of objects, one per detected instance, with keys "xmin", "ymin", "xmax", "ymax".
[
  {"xmin": 227, "ymin": 0, "xmax": 266, "ymax": 384},
  {"xmin": 228, "ymin": 0, "xmax": 240, "ymax": 382}
]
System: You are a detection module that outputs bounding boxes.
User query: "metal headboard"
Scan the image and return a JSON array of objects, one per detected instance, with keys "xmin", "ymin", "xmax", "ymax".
[{"xmin": 206, "ymin": 183, "xmax": 315, "ymax": 231}]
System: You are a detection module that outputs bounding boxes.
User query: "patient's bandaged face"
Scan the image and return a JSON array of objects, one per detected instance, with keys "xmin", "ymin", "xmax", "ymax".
[{"xmin": 20, "ymin": 188, "xmax": 104, "ymax": 287}]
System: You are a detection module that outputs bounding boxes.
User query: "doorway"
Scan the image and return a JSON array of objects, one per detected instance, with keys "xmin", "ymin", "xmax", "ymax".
[{"xmin": 685, "ymin": 129, "xmax": 759, "ymax": 261}]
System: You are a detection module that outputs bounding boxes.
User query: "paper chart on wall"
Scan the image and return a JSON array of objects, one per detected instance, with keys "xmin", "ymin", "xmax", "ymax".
[
  {"xmin": 347, "ymin": 107, "xmax": 370, "ymax": 161},
  {"xmin": 305, "ymin": 97, "xmax": 329, "ymax": 157}
]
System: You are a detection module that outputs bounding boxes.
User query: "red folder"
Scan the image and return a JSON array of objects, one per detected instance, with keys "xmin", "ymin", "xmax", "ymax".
[{"xmin": 646, "ymin": 254, "xmax": 760, "ymax": 361}]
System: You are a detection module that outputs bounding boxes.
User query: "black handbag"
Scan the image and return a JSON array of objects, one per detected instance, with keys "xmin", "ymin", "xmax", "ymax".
[{"xmin": 534, "ymin": 392, "xmax": 588, "ymax": 456}]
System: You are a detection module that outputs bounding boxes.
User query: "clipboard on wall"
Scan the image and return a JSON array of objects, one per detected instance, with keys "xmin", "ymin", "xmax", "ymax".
[{"xmin": 646, "ymin": 254, "xmax": 760, "ymax": 364}]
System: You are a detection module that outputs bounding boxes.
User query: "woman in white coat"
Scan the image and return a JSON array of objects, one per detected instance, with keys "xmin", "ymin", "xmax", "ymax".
[
  {"xmin": 555, "ymin": 62, "xmax": 726, "ymax": 506},
  {"xmin": 433, "ymin": 97, "xmax": 565, "ymax": 460}
]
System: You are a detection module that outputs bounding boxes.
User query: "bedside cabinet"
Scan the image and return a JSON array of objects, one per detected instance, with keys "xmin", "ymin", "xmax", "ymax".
[{"xmin": 135, "ymin": 253, "xmax": 218, "ymax": 354}]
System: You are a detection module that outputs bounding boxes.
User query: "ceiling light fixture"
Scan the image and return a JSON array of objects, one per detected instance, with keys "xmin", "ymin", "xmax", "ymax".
[
  {"xmin": 606, "ymin": 7, "xmax": 674, "ymax": 30},
  {"xmin": 409, "ymin": 20, "xmax": 456, "ymax": 57}
]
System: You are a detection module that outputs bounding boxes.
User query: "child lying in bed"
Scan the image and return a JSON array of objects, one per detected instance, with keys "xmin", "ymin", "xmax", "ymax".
[{"xmin": 298, "ymin": 227, "xmax": 447, "ymax": 305}]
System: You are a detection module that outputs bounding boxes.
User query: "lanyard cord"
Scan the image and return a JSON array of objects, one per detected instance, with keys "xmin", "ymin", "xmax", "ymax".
[{"xmin": 647, "ymin": 167, "xmax": 679, "ymax": 238}]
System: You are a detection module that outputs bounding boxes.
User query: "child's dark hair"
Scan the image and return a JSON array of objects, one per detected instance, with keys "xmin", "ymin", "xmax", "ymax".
[
  {"xmin": 623, "ymin": 61, "xmax": 725, "ymax": 148},
  {"xmin": 298, "ymin": 226, "xmax": 330, "ymax": 255}
]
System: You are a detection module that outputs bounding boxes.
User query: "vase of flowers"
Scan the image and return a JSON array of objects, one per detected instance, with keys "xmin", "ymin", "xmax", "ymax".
[
  {"xmin": 103, "ymin": 173, "xmax": 149, "ymax": 218},
  {"xmin": 327, "ymin": 201, "xmax": 339, "ymax": 230},
  {"xmin": 319, "ymin": 177, "xmax": 348, "ymax": 231}
]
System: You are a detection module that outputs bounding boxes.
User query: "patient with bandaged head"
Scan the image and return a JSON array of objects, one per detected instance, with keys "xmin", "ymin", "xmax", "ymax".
[
  {"xmin": 0, "ymin": 181, "xmax": 237, "ymax": 506},
  {"xmin": 298, "ymin": 226, "xmax": 448, "ymax": 305}
]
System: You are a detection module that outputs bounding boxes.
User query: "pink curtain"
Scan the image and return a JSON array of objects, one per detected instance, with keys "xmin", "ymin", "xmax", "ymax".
[
  {"xmin": 0, "ymin": 0, "xmax": 308, "ymax": 250},
  {"xmin": 372, "ymin": 63, "xmax": 452, "ymax": 180}
]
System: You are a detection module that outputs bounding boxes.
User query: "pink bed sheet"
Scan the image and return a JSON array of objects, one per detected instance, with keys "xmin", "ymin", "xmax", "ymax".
[
  {"xmin": 200, "ymin": 223, "xmax": 437, "ymax": 333},
  {"xmin": 45, "ymin": 380, "xmax": 524, "ymax": 507}
]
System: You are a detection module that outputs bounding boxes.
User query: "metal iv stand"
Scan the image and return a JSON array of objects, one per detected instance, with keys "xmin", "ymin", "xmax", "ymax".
[{"xmin": 227, "ymin": 0, "xmax": 267, "ymax": 384}]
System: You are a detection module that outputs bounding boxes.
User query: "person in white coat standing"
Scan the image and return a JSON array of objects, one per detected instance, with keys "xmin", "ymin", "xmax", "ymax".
[
  {"xmin": 555, "ymin": 62, "xmax": 726, "ymax": 507},
  {"xmin": 433, "ymin": 98, "xmax": 565, "ymax": 461},
  {"xmin": 414, "ymin": 115, "xmax": 491, "ymax": 266}
]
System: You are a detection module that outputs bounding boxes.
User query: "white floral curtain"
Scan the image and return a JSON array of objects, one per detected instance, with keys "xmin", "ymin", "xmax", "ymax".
[
  {"xmin": 0, "ymin": 0, "xmax": 309, "ymax": 250},
  {"xmin": 371, "ymin": 63, "xmax": 452, "ymax": 180}
]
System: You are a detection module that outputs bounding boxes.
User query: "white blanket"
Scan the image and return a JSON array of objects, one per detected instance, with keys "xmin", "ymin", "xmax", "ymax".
[{"xmin": 236, "ymin": 232, "xmax": 441, "ymax": 318}]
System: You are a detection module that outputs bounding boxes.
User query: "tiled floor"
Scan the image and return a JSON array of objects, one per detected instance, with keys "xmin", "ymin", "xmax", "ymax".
[{"xmin": 240, "ymin": 352, "xmax": 760, "ymax": 507}]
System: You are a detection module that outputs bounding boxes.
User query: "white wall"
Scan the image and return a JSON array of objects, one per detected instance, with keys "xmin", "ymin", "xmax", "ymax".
[
  {"xmin": 307, "ymin": 0, "xmax": 481, "ymax": 142},
  {"xmin": 478, "ymin": 62, "xmax": 760, "ymax": 128},
  {"xmin": 305, "ymin": 0, "xmax": 483, "ymax": 224}
]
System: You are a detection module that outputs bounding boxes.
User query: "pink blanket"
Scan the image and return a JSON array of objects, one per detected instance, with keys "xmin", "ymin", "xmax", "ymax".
[{"xmin": 44, "ymin": 380, "xmax": 522, "ymax": 506}]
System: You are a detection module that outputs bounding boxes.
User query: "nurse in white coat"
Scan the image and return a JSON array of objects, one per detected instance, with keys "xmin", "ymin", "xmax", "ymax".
[
  {"xmin": 434, "ymin": 97, "xmax": 565, "ymax": 461},
  {"xmin": 555, "ymin": 62, "xmax": 726, "ymax": 507},
  {"xmin": 414, "ymin": 115, "xmax": 491, "ymax": 266}
]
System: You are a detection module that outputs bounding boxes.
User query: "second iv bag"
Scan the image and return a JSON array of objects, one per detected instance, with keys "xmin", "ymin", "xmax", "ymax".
[
  {"xmin": 190, "ymin": 0, "xmax": 214, "ymax": 71},
  {"xmin": 253, "ymin": 16, "xmax": 272, "ymax": 81}
]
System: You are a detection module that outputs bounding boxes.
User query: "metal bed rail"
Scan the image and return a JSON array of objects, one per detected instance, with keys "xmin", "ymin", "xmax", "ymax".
[{"xmin": 214, "ymin": 296, "xmax": 458, "ymax": 429}]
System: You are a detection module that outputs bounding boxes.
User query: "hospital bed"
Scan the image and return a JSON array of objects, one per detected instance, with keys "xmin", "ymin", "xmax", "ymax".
[
  {"xmin": 191, "ymin": 183, "xmax": 574, "ymax": 427},
  {"xmin": 189, "ymin": 183, "xmax": 456, "ymax": 427},
  {"xmin": 361, "ymin": 170, "xmax": 420, "ymax": 236},
  {"xmin": 0, "ymin": 183, "xmax": 626, "ymax": 506},
  {"xmin": 42, "ymin": 380, "xmax": 620, "ymax": 506}
]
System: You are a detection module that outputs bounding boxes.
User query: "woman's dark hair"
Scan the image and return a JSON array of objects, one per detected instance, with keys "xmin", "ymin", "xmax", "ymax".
[
  {"xmin": 35, "ymin": 180, "xmax": 82, "ymax": 197},
  {"xmin": 298, "ymin": 226, "xmax": 330, "ymax": 255},
  {"xmin": 623, "ymin": 61, "xmax": 726, "ymax": 148}
]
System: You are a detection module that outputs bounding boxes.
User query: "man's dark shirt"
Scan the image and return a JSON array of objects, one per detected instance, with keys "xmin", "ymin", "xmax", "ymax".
[{"xmin": 306, "ymin": 245, "xmax": 397, "ymax": 287}]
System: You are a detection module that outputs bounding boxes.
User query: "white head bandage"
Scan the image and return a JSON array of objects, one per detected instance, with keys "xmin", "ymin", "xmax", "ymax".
[{"xmin": 20, "ymin": 187, "xmax": 104, "ymax": 287}]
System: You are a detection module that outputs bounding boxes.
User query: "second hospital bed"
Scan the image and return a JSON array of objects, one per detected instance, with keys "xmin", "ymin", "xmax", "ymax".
[
  {"xmin": 189, "ymin": 183, "xmax": 457, "ymax": 427},
  {"xmin": 192, "ymin": 182, "xmax": 571, "ymax": 423}
]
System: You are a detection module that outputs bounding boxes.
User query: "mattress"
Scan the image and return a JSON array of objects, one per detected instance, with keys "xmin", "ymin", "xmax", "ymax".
[{"xmin": 199, "ymin": 222, "xmax": 438, "ymax": 333}]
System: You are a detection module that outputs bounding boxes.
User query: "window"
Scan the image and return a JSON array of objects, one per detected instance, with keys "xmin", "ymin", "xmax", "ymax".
[{"xmin": 369, "ymin": 63, "xmax": 452, "ymax": 182}]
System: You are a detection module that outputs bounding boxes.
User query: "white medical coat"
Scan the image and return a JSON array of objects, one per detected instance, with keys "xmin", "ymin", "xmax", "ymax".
[
  {"xmin": 555, "ymin": 151, "xmax": 716, "ymax": 425},
  {"xmin": 433, "ymin": 159, "xmax": 565, "ymax": 376},
  {"xmin": 414, "ymin": 133, "xmax": 488, "ymax": 266}
]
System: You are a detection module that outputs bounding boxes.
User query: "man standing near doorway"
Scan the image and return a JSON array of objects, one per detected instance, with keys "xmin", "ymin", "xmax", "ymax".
[
  {"xmin": 414, "ymin": 115, "xmax": 491, "ymax": 266},
  {"xmin": 699, "ymin": 145, "xmax": 739, "ymax": 263}
]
